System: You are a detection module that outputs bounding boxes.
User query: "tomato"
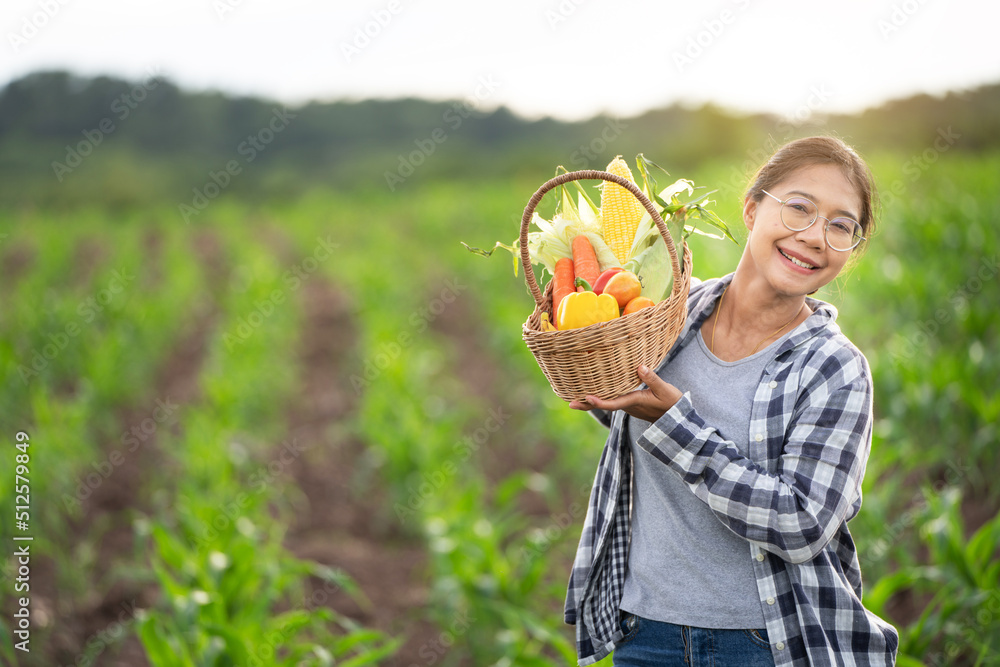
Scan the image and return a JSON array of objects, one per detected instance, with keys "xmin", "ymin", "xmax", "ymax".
[
  {"xmin": 593, "ymin": 267, "xmax": 624, "ymax": 295},
  {"xmin": 603, "ymin": 271, "xmax": 642, "ymax": 308}
]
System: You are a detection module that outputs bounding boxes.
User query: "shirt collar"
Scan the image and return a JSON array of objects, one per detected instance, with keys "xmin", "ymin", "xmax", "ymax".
[{"xmin": 665, "ymin": 273, "xmax": 840, "ymax": 366}]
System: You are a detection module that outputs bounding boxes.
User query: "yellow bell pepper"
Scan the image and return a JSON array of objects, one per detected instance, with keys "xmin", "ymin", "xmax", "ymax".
[{"xmin": 556, "ymin": 290, "xmax": 619, "ymax": 330}]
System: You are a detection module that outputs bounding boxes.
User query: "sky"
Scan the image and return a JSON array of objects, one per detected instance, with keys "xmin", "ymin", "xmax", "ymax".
[{"xmin": 3, "ymin": 0, "xmax": 999, "ymax": 122}]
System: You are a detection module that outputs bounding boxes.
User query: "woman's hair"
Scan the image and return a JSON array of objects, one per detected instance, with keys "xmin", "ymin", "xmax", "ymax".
[{"xmin": 744, "ymin": 136, "xmax": 879, "ymax": 252}]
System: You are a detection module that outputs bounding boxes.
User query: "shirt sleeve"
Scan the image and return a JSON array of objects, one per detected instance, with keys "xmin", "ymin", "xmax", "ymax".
[
  {"xmin": 587, "ymin": 408, "xmax": 613, "ymax": 430},
  {"xmin": 634, "ymin": 353, "xmax": 873, "ymax": 564}
]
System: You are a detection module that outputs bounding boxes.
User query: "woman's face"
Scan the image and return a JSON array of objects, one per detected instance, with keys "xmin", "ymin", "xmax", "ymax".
[{"xmin": 742, "ymin": 162, "xmax": 862, "ymax": 298}]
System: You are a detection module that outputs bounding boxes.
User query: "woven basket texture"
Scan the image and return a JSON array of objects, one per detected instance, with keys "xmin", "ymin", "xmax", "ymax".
[{"xmin": 518, "ymin": 170, "xmax": 692, "ymax": 402}]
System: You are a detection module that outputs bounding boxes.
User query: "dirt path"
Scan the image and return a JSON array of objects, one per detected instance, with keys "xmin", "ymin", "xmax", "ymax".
[
  {"xmin": 281, "ymin": 277, "xmax": 439, "ymax": 665},
  {"xmin": 32, "ymin": 232, "xmax": 225, "ymax": 667},
  {"xmin": 429, "ymin": 288, "xmax": 559, "ymax": 512},
  {"xmin": 0, "ymin": 239, "xmax": 35, "ymax": 287}
]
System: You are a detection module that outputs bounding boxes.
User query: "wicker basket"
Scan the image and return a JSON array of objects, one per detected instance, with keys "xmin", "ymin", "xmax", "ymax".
[{"xmin": 520, "ymin": 169, "xmax": 692, "ymax": 402}]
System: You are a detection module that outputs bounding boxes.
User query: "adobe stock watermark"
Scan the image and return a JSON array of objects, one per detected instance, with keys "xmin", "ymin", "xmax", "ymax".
[
  {"xmin": 213, "ymin": 0, "xmax": 247, "ymax": 20},
  {"xmin": 722, "ymin": 141, "xmax": 774, "ymax": 201},
  {"xmin": 349, "ymin": 277, "xmax": 467, "ymax": 393},
  {"xmin": 61, "ymin": 396, "xmax": 180, "ymax": 511},
  {"xmin": 545, "ymin": 0, "xmax": 587, "ymax": 30},
  {"xmin": 862, "ymin": 458, "xmax": 972, "ymax": 560},
  {"xmin": 393, "ymin": 406, "xmax": 510, "ymax": 523},
  {"xmin": 721, "ymin": 84, "xmax": 835, "ymax": 199},
  {"xmin": 407, "ymin": 609, "xmax": 476, "ymax": 667},
  {"xmin": 57, "ymin": 599, "xmax": 141, "ymax": 667},
  {"xmin": 775, "ymin": 84, "xmax": 834, "ymax": 136},
  {"xmin": 51, "ymin": 67, "xmax": 162, "ymax": 182},
  {"xmin": 190, "ymin": 437, "xmax": 309, "ymax": 550},
  {"xmin": 222, "ymin": 236, "xmax": 338, "ymax": 350},
  {"xmin": 877, "ymin": 0, "xmax": 930, "ymax": 40},
  {"xmin": 241, "ymin": 571, "xmax": 354, "ymax": 667},
  {"xmin": 880, "ymin": 126, "xmax": 961, "ymax": 209},
  {"xmin": 673, "ymin": 0, "xmax": 752, "ymax": 73},
  {"xmin": 340, "ymin": 0, "xmax": 403, "ymax": 63},
  {"xmin": 8, "ymin": 0, "xmax": 72, "ymax": 52},
  {"xmin": 17, "ymin": 267, "xmax": 135, "ymax": 384},
  {"xmin": 889, "ymin": 254, "xmax": 998, "ymax": 365},
  {"xmin": 568, "ymin": 117, "xmax": 628, "ymax": 169},
  {"xmin": 932, "ymin": 590, "xmax": 1000, "ymax": 666},
  {"xmin": 179, "ymin": 106, "xmax": 296, "ymax": 224},
  {"xmin": 519, "ymin": 482, "xmax": 591, "ymax": 564},
  {"xmin": 384, "ymin": 76, "xmax": 501, "ymax": 191}
]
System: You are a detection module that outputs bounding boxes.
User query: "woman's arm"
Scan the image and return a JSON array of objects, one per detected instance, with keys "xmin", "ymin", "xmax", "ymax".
[
  {"xmin": 634, "ymin": 355, "xmax": 873, "ymax": 564},
  {"xmin": 581, "ymin": 354, "xmax": 874, "ymax": 563}
]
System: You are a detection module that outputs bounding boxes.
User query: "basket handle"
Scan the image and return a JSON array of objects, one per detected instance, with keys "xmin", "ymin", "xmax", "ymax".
[{"xmin": 519, "ymin": 169, "xmax": 684, "ymax": 309}]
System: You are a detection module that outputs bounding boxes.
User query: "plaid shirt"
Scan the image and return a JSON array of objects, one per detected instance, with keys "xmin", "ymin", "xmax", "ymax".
[{"xmin": 565, "ymin": 274, "xmax": 898, "ymax": 666}]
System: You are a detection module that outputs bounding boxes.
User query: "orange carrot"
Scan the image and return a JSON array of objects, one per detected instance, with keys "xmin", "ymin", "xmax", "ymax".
[
  {"xmin": 572, "ymin": 235, "xmax": 600, "ymax": 289},
  {"xmin": 551, "ymin": 257, "xmax": 575, "ymax": 318}
]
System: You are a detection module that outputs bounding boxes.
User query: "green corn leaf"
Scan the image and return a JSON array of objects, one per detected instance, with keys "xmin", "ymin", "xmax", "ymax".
[
  {"xmin": 136, "ymin": 617, "xmax": 174, "ymax": 664},
  {"xmin": 965, "ymin": 514, "xmax": 1000, "ymax": 580},
  {"xmin": 332, "ymin": 628, "xmax": 391, "ymax": 654},
  {"xmin": 151, "ymin": 523, "xmax": 190, "ymax": 573},
  {"xmin": 203, "ymin": 624, "xmax": 252, "ymax": 665},
  {"xmin": 337, "ymin": 637, "xmax": 402, "ymax": 667},
  {"xmin": 460, "ymin": 240, "xmax": 520, "ymax": 277}
]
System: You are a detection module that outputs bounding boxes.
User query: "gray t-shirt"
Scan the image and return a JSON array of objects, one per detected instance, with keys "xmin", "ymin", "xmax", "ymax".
[{"xmin": 620, "ymin": 325, "xmax": 796, "ymax": 629}]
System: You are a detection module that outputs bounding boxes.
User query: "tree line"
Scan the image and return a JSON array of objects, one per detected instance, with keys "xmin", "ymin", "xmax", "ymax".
[{"xmin": 0, "ymin": 69, "xmax": 997, "ymax": 209}]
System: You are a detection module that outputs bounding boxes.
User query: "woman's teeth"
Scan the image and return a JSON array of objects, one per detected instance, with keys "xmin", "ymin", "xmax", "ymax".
[{"xmin": 780, "ymin": 248, "xmax": 817, "ymax": 270}]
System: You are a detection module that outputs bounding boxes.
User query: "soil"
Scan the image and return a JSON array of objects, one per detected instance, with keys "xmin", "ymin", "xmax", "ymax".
[
  {"xmin": 1, "ymin": 239, "xmax": 35, "ymax": 285},
  {"xmin": 281, "ymin": 276, "xmax": 439, "ymax": 664},
  {"xmin": 19, "ymin": 232, "xmax": 222, "ymax": 667},
  {"xmin": 7, "ymin": 223, "xmax": 997, "ymax": 665},
  {"xmin": 19, "ymin": 228, "xmax": 451, "ymax": 666}
]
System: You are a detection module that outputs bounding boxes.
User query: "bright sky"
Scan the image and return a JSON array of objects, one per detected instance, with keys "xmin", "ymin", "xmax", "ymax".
[{"xmin": 3, "ymin": 0, "xmax": 999, "ymax": 121}]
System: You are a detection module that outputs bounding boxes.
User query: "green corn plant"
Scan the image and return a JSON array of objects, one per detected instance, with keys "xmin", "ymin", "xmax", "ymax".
[
  {"xmin": 137, "ymin": 516, "xmax": 398, "ymax": 666},
  {"xmin": 864, "ymin": 487, "xmax": 1000, "ymax": 665}
]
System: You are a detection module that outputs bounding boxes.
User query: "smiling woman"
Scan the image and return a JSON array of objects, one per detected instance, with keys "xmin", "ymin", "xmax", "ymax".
[{"xmin": 566, "ymin": 136, "xmax": 899, "ymax": 666}]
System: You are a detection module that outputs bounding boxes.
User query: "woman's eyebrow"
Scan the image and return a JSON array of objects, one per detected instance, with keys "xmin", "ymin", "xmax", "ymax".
[{"xmin": 785, "ymin": 189, "xmax": 860, "ymax": 221}]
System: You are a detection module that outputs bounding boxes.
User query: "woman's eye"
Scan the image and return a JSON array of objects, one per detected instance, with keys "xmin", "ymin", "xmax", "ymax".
[{"xmin": 831, "ymin": 220, "xmax": 853, "ymax": 233}]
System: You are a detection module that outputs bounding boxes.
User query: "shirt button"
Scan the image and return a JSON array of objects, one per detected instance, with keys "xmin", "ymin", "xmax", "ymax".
[
  {"xmin": 766, "ymin": 596, "xmax": 775, "ymax": 605},
  {"xmin": 776, "ymin": 641, "xmax": 785, "ymax": 650},
  {"xmin": 755, "ymin": 553, "xmax": 765, "ymax": 562},
  {"xmin": 769, "ymin": 380, "xmax": 778, "ymax": 389},
  {"xmin": 755, "ymin": 433, "xmax": 764, "ymax": 442}
]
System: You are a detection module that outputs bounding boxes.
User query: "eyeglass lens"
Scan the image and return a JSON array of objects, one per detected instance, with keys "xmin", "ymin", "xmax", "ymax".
[{"xmin": 781, "ymin": 198, "xmax": 862, "ymax": 250}]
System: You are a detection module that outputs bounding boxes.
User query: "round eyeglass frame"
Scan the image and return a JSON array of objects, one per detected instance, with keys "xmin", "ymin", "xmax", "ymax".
[{"xmin": 760, "ymin": 189, "xmax": 865, "ymax": 252}]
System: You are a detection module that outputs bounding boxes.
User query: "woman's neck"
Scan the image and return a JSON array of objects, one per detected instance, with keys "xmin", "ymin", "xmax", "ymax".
[{"xmin": 705, "ymin": 267, "xmax": 812, "ymax": 361}]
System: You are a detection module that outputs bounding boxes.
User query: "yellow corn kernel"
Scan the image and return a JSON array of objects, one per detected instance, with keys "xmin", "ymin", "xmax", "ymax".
[{"xmin": 601, "ymin": 156, "xmax": 646, "ymax": 265}]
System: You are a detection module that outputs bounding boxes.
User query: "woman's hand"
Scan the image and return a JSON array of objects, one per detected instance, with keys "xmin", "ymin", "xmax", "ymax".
[{"xmin": 569, "ymin": 365, "xmax": 683, "ymax": 423}]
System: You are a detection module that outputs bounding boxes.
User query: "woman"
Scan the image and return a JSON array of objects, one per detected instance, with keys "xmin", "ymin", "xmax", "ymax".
[{"xmin": 565, "ymin": 136, "xmax": 899, "ymax": 666}]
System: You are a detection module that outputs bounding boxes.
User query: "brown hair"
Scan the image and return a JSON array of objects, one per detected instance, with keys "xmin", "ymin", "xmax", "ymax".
[{"xmin": 744, "ymin": 136, "xmax": 879, "ymax": 252}]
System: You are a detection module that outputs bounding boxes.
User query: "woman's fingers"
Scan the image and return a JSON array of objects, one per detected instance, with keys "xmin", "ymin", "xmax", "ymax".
[
  {"xmin": 569, "ymin": 366, "xmax": 681, "ymax": 420},
  {"xmin": 637, "ymin": 365, "xmax": 671, "ymax": 399}
]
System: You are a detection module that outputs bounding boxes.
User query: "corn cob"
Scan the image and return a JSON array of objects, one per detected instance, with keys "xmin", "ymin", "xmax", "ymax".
[{"xmin": 601, "ymin": 156, "xmax": 646, "ymax": 264}]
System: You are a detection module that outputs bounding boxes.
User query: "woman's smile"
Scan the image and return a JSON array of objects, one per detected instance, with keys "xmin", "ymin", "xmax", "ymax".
[{"xmin": 776, "ymin": 246, "xmax": 820, "ymax": 272}]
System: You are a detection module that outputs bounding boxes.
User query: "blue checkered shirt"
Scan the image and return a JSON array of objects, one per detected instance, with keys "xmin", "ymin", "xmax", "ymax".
[{"xmin": 565, "ymin": 274, "xmax": 898, "ymax": 666}]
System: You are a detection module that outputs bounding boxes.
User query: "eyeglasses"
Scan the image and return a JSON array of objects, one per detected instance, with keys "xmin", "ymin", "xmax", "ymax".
[{"xmin": 761, "ymin": 190, "xmax": 865, "ymax": 252}]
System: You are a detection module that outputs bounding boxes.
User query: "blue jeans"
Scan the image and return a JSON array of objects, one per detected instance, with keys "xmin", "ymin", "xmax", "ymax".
[{"xmin": 613, "ymin": 613, "xmax": 776, "ymax": 666}]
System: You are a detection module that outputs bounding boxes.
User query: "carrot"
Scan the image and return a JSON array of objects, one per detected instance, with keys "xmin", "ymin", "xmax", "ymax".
[
  {"xmin": 572, "ymin": 235, "xmax": 600, "ymax": 289},
  {"xmin": 551, "ymin": 257, "xmax": 575, "ymax": 318}
]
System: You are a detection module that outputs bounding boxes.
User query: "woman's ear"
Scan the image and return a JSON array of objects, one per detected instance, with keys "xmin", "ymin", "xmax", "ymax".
[{"xmin": 742, "ymin": 196, "xmax": 757, "ymax": 232}]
